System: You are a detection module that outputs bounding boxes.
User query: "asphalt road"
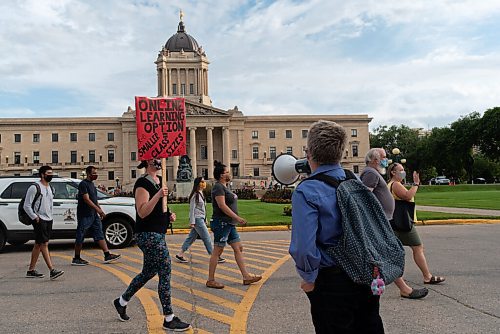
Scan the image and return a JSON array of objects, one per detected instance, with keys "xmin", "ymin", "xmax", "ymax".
[{"xmin": 1, "ymin": 224, "xmax": 499, "ymax": 334}]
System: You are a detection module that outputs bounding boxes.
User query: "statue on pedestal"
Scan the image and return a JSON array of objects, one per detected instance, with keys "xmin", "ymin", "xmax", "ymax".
[{"xmin": 176, "ymin": 155, "xmax": 193, "ymax": 182}]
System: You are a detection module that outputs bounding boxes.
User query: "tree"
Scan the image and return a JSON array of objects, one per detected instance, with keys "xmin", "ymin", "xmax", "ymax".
[
  {"xmin": 450, "ymin": 112, "xmax": 482, "ymax": 182},
  {"xmin": 478, "ymin": 107, "xmax": 500, "ymax": 161}
]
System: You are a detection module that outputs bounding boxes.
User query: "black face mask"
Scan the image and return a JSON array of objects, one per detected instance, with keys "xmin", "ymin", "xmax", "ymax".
[
  {"xmin": 44, "ymin": 175, "xmax": 53, "ymax": 182},
  {"xmin": 151, "ymin": 160, "xmax": 162, "ymax": 170}
]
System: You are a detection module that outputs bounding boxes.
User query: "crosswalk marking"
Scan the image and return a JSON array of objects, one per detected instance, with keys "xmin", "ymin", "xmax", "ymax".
[{"xmin": 52, "ymin": 239, "xmax": 291, "ymax": 333}]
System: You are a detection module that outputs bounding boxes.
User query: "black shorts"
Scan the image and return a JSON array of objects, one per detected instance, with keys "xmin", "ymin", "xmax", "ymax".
[{"xmin": 32, "ymin": 219, "xmax": 53, "ymax": 244}]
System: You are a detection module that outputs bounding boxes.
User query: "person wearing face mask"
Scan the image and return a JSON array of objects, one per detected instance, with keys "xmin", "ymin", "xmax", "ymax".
[
  {"xmin": 205, "ymin": 161, "xmax": 262, "ymax": 289},
  {"xmin": 72, "ymin": 165, "xmax": 121, "ymax": 266},
  {"xmin": 388, "ymin": 163, "xmax": 446, "ymax": 285},
  {"xmin": 113, "ymin": 159, "xmax": 191, "ymax": 331},
  {"xmin": 175, "ymin": 177, "xmax": 226, "ymax": 264},
  {"xmin": 24, "ymin": 165, "xmax": 64, "ymax": 280},
  {"xmin": 361, "ymin": 149, "xmax": 428, "ymax": 299}
]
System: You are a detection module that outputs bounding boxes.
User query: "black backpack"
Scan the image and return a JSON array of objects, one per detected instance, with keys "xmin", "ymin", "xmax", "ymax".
[
  {"xmin": 304, "ymin": 170, "xmax": 405, "ymax": 288},
  {"xmin": 18, "ymin": 183, "xmax": 42, "ymax": 226}
]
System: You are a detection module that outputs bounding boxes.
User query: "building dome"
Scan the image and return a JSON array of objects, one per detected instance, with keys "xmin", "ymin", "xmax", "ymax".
[{"xmin": 165, "ymin": 20, "xmax": 200, "ymax": 52}]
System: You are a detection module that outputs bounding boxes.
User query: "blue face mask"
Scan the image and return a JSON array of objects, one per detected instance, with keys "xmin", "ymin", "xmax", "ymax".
[{"xmin": 380, "ymin": 158, "xmax": 388, "ymax": 168}]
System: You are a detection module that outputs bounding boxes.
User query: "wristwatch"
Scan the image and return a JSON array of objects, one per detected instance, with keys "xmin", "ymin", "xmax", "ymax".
[{"xmin": 413, "ymin": 183, "xmax": 420, "ymax": 187}]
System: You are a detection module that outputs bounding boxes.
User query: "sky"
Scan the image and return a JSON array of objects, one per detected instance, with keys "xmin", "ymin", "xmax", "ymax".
[{"xmin": 1, "ymin": 0, "xmax": 500, "ymax": 130}]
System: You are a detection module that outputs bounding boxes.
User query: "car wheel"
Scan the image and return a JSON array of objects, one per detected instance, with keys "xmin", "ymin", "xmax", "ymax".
[
  {"xmin": 8, "ymin": 239, "xmax": 29, "ymax": 246},
  {"xmin": 103, "ymin": 218, "xmax": 133, "ymax": 249},
  {"xmin": 0, "ymin": 229, "xmax": 6, "ymax": 252}
]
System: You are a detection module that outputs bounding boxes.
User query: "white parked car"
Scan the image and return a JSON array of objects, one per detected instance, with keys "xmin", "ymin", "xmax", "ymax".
[
  {"xmin": 0, "ymin": 176, "xmax": 136, "ymax": 251},
  {"xmin": 430, "ymin": 176, "xmax": 450, "ymax": 185}
]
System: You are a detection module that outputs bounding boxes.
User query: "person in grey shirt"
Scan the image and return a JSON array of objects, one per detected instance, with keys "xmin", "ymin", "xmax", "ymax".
[
  {"xmin": 24, "ymin": 165, "xmax": 64, "ymax": 280},
  {"xmin": 361, "ymin": 148, "xmax": 427, "ymax": 299}
]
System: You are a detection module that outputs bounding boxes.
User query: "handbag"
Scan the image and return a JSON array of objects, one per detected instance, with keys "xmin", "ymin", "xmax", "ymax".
[
  {"xmin": 391, "ymin": 199, "xmax": 415, "ymax": 232},
  {"xmin": 389, "ymin": 182, "xmax": 415, "ymax": 232}
]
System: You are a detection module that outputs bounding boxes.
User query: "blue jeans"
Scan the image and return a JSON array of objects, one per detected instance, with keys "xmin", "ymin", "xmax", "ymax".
[
  {"xmin": 210, "ymin": 217, "xmax": 240, "ymax": 247},
  {"xmin": 75, "ymin": 213, "xmax": 104, "ymax": 244},
  {"xmin": 181, "ymin": 218, "xmax": 213, "ymax": 254}
]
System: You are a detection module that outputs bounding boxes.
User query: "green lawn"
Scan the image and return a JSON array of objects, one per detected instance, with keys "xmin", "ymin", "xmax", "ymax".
[
  {"xmin": 416, "ymin": 211, "xmax": 498, "ymax": 220},
  {"xmin": 169, "ymin": 200, "xmax": 292, "ymax": 229},
  {"xmin": 168, "ymin": 192, "xmax": 499, "ymax": 229},
  {"xmin": 415, "ymin": 184, "xmax": 500, "ymax": 210}
]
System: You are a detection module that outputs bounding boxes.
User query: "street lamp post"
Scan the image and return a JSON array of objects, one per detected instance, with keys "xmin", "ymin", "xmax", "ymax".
[
  {"xmin": 115, "ymin": 177, "xmax": 120, "ymax": 189},
  {"xmin": 81, "ymin": 171, "xmax": 86, "ymax": 180},
  {"xmin": 390, "ymin": 148, "xmax": 406, "ymax": 164}
]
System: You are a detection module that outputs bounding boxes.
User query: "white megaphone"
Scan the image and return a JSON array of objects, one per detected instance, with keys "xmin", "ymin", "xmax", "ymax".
[{"xmin": 271, "ymin": 153, "xmax": 311, "ymax": 186}]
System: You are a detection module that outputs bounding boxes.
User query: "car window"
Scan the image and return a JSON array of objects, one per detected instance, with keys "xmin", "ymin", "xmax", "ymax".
[
  {"xmin": 52, "ymin": 182, "xmax": 79, "ymax": 200},
  {"xmin": 69, "ymin": 180, "xmax": 110, "ymax": 200},
  {"xmin": 0, "ymin": 182, "xmax": 33, "ymax": 199}
]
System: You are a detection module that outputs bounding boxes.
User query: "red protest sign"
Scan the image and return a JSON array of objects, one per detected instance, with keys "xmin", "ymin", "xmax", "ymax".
[{"xmin": 135, "ymin": 97, "xmax": 186, "ymax": 160}]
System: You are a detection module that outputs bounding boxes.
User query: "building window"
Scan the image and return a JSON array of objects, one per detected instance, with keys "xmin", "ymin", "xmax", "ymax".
[
  {"xmin": 52, "ymin": 133, "xmax": 58, "ymax": 142},
  {"xmin": 172, "ymin": 84, "xmax": 177, "ymax": 95},
  {"xmin": 108, "ymin": 149, "xmax": 115, "ymax": 162},
  {"xmin": 0, "ymin": 134, "xmax": 2, "ymax": 143},
  {"xmin": 181, "ymin": 84, "xmax": 186, "ymax": 95},
  {"xmin": 353, "ymin": 165, "xmax": 359, "ymax": 173},
  {"xmin": 252, "ymin": 146, "xmax": 259, "ymax": 159},
  {"xmin": 232, "ymin": 150, "xmax": 238, "ymax": 159},
  {"xmin": 189, "ymin": 83, "xmax": 194, "ymax": 94},
  {"xmin": 71, "ymin": 172, "xmax": 77, "ymax": 179},
  {"xmin": 253, "ymin": 167, "xmax": 260, "ymax": 177},
  {"xmin": 131, "ymin": 170, "xmax": 137, "ymax": 179},
  {"xmin": 270, "ymin": 147, "xmax": 277, "ymax": 160},
  {"xmin": 107, "ymin": 132, "xmax": 114, "ymax": 141},
  {"xmin": 89, "ymin": 150, "xmax": 96, "ymax": 163},
  {"xmin": 269, "ymin": 130, "xmax": 275, "ymax": 139},
  {"xmin": 52, "ymin": 151, "xmax": 59, "ymax": 164},
  {"xmin": 14, "ymin": 152, "xmax": 21, "ymax": 164},
  {"xmin": 33, "ymin": 151, "xmax": 40, "ymax": 164},
  {"xmin": 108, "ymin": 171, "xmax": 114, "ymax": 181},
  {"xmin": 14, "ymin": 134, "xmax": 21, "ymax": 143},
  {"xmin": 70, "ymin": 133, "xmax": 77, "ymax": 142},
  {"xmin": 89, "ymin": 133, "xmax": 96, "ymax": 141},
  {"xmin": 352, "ymin": 145, "xmax": 359, "ymax": 157},
  {"xmin": 70, "ymin": 151, "xmax": 77, "ymax": 163},
  {"xmin": 302, "ymin": 130, "xmax": 308, "ymax": 138},
  {"xmin": 252, "ymin": 131, "xmax": 258, "ymax": 139},
  {"xmin": 130, "ymin": 152, "xmax": 136, "ymax": 161},
  {"xmin": 351, "ymin": 129, "xmax": 358, "ymax": 137},
  {"xmin": 286, "ymin": 146, "xmax": 293, "ymax": 155},
  {"xmin": 200, "ymin": 145, "xmax": 208, "ymax": 160},
  {"xmin": 33, "ymin": 134, "xmax": 40, "ymax": 143},
  {"xmin": 231, "ymin": 166, "xmax": 239, "ymax": 177},
  {"xmin": 285, "ymin": 130, "xmax": 292, "ymax": 139},
  {"xmin": 202, "ymin": 168, "xmax": 209, "ymax": 180}
]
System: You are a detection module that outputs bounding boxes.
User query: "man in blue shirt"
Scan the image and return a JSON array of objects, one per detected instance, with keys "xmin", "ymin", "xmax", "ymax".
[{"xmin": 289, "ymin": 120, "xmax": 384, "ymax": 333}]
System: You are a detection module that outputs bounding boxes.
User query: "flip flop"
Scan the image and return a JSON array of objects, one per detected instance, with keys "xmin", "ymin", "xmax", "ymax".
[
  {"xmin": 424, "ymin": 276, "xmax": 446, "ymax": 284},
  {"xmin": 401, "ymin": 288, "xmax": 428, "ymax": 299}
]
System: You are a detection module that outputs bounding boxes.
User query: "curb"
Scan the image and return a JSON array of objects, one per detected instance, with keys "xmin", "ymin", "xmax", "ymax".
[{"xmin": 168, "ymin": 219, "xmax": 500, "ymax": 234}]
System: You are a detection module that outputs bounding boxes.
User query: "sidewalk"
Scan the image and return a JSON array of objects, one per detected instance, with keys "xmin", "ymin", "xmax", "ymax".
[{"xmin": 416, "ymin": 205, "xmax": 500, "ymax": 217}]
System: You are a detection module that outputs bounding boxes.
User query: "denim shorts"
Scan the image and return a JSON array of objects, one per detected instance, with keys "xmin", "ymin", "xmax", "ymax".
[
  {"xmin": 76, "ymin": 214, "xmax": 105, "ymax": 244},
  {"xmin": 210, "ymin": 217, "xmax": 240, "ymax": 247}
]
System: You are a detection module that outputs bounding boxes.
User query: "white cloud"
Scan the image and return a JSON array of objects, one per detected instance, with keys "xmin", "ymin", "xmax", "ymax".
[{"xmin": 1, "ymin": 0, "xmax": 500, "ymax": 130}]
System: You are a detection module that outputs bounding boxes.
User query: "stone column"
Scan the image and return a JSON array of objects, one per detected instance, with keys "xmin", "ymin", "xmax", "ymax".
[
  {"xmin": 172, "ymin": 156, "xmax": 179, "ymax": 181},
  {"xmin": 167, "ymin": 69, "xmax": 171, "ymax": 96},
  {"xmin": 206, "ymin": 127, "xmax": 214, "ymax": 179},
  {"xmin": 189, "ymin": 127, "xmax": 197, "ymax": 177},
  {"xmin": 223, "ymin": 127, "xmax": 230, "ymax": 168},
  {"xmin": 122, "ymin": 131, "xmax": 130, "ymax": 187},
  {"xmin": 238, "ymin": 130, "xmax": 244, "ymax": 177},
  {"xmin": 177, "ymin": 69, "xmax": 180, "ymax": 95}
]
